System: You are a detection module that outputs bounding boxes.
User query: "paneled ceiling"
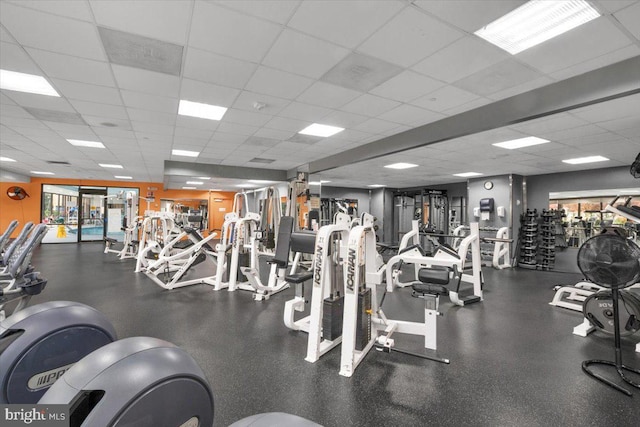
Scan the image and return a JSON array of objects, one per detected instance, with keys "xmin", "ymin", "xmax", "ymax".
[{"xmin": 0, "ymin": 0, "xmax": 639, "ymax": 190}]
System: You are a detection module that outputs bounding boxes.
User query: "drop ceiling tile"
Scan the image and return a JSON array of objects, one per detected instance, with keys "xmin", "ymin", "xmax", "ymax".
[
  {"xmin": 6, "ymin": 0, "xmax": 93, "ymax": 21},
  {"xmin": 217, "ymin": 121, "xmax": 259, "ymax": 136},
  {"xmin": 597, "ymin": 116, "xmax": 640, "ymax": 132},
  {"xmin": 83, "ymin": 117, "xmax": 133, "ymax": 132},
  {"xmin": 0, "ymin": 41, "xmax": 42, "ymax": 74},
  {"xmin": 0, "ymin": 24, "xmax": 17, "ymax": 44},
  {"xmin": 174, "ymin": 126, "xmax": 215, "ymax": 141},
  {"xmin": 232, "ymin": 91, "xmax": 291, "ymax": 116},
  {"xmin": 453, "ymin": 59, "xmax": 544, "ymax": 97},
  {"xmin": 296, "ymin": 81, "xmax": 361, "ymax": 109},
  {"xmin": 288, "ymin": 0, "xmax": 404, "ymax": 49},
  {"xmin": 120, "ymin": 90, "xmax": 178, "ymax": 114},
  {"xmin": 52, "ymin": 79, "xmax": 122, "ymax": 105},
  {"xmin": 613, "ymin": 127, "xmax": 640, "ymax": 139},
  {"xmin": 214, "ymin": 0, "xmax": 300, "ymax": 24},
  {"xmin": 245, "ymin": 66, "xmax": 314, "ymax": 100},
  {"xmin": 90, "ymin": 0, "xmax": 191, "ymax": 45},
  {"xmin": 183, "ymin": 48, "xmax": 257, "ymax": 89},
  {"xmin": 595, "ymin": 0, "xmax": 638, "ymax": 13},
  {"xmin": 617, "ymin": 3, "xmax": 640, "ymax": 41},
  {"xmin": 112, "ymin": 65, "xmax": 180, "ymax": 97},
  {"xmin": 25, "ymin": 48, "xmax": 115, "ymax": 88},
  {"xmin": 264, "ymin": 116, "xmax": 311, "ymax": 133},
  {"xmin": 174, "ymin": 115, "xmax": 220, "ymax": 131},
  {"xmin": 340, "ymin": 94, "xmax": 400, "ymax": 117},
  {"xmin": 69, "ymin": 100, "xmax": 128, "ymax": 120},
  {"xmin": 180, "ymin": 79, "xmax": 240, "ymax": 107},
  {"xmin": 278, "ymin": 102, "xmax": 333, "ymax": 122},
  {"xmin": 210, "ymin": 131, "xmax": 249, "ymax": 144},
  {"xmin": 127, "ymin": 108, "xmax": 176, "ymax": 125},
  {"xmin": 410, "ymin": 85, "xmax": 479, "ymax": 112},
  {"xmin": 45, "ymin": 123, "xmax": 95, "ymax": 137},
  {"xmin": 535, "ymin": 123, "xmax": 608, "ymax": 141},
  {"xmin": 412, "ymin": 36, "xmax": 510, "ymax": 83},
  {"xmin": 4, "ymin": 92, "xmax": 75, "ymax": 111},
  {"xmin": 353, "ymin": 118, "xmax": 403, "ymax": 134},
  {"xmin": 320, "ymin": 52, "xmax": 403, "ymax": 92},
  {"xmin": 512, "ymin": 113, "xmax": 590, "ymax": 135},
  {"xmin": 263, "ymin": 29, "xmax": 350, "ymax": 79},
  {"xmin": 0, "ymin": 3, "xmax": 105, "ymax": 60},
  {"xmin": 132, "ymin": 122, "xmax": 174, "ymax": 136},
  {"xmin": 370, "ymin": 70, "xmax": 445, "ymax": 103},
  {"xmin": 320, "ymin": 110, "xmax": 369, "ymax": 128},
  {"xmin": 0, "ymin": 104, "xmax": 34, "ymax": 119},
  {"xmin": 549, "ymin": 44, "xmax": 640, "ymax": 81},
  {"xmin": 252, "ymin": 127, "xmax": 295, "ymax": 141},
  {"xmin": 442, "ymin": 97, "xmax": 493, "ymax": 116},
  {"xmin": 189, "ymin": 1, "xmax": 282, "ymax": 62},
  {"xmin": 378, "ymin": 104, "xmax": 444, "ymax": 126},
  {"xmin": 358, "ymin": 7, "xmax": 464, "ymax": 68},
  {"xmin": 223, "ymin": 109, "xmax": 273, "ymax": 127},
  {"xmin": 517, "ymin": 18, "xmax": 633, "ymax": 74},
  {"xmin": 0, "ymin": 94, "xmax": 17, "ymax": 105},
  {"xmin": 1, "ymin": 116, "xmax": 50, "ymax": 130},
  {"xmin": 98, "ymin": 27, "xmax": 183, "ymax": 76},
  {"xmin": 414, "ymin": 0, "xmax": 525, "ymax": 32},
  {"xmin": 172, "ymin": 136, "xmax": 209, "ymax": 148}
]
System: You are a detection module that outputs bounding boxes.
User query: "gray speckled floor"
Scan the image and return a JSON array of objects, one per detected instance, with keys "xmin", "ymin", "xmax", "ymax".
[{"xmin": 24, "ymin": 243, "xmax": 640, "ymax": 426}]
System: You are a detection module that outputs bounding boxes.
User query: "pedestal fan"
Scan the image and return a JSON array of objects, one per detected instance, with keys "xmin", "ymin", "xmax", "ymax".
[{"xmin": 578, "ymin": 234, "xmax": 640, "ymax": 396}]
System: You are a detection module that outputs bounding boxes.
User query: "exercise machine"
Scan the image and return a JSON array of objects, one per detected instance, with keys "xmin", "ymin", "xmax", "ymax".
[
  {"xmin": 104, "ymin": 190, "xmax": 140, "ymax": 260},
  {"xmin": 0, "ymin": 301, "xmax": 117, "ymax": 403},
  {"xmin": 0, "ymin": 220, "xmax": 18, "ymax": 256},
  {"xmin": 339, "ymin": 217, "xmax": 446, "ymax": 377},
  {"xmin": 303, "ymin": 214, "xmax": 351, "ymax": 362},
  {"xmin": 386, "ymin": 222, "xmax": 483, "ymax": 306},
  {"xmin": 0, "ymin": 222, "xmax": 34, "ymax": 275},
  {"xmin": 134, "ymin": 212, "xmax": 182, "ymax": 273},
  {"xmin": 142, "ymin": 228, "xmax": 219, "ymax": 290}
]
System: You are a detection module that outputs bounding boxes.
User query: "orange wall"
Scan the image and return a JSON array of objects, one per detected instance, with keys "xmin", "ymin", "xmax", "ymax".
[{"xmin": 0, "ymin": 178, "xmax": 235, "ymax": 238}]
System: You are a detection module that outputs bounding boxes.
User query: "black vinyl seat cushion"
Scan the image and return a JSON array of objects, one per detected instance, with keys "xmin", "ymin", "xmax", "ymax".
[
  {"xmin": 412, "ymin": 283, "xmax": 449, "ymax": 296},
  {"xmin": 418, "ymin": 266, "xmax": 451, "ymax": 285},
  {"xmin": 285, "ymin": 271, "xmax": 313, "ymax": 284}
]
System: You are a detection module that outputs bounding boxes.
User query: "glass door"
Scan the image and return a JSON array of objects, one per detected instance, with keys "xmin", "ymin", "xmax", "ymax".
[{"xmin": 79, "ymin": 189, "xmax": 107, "ymax": 241}]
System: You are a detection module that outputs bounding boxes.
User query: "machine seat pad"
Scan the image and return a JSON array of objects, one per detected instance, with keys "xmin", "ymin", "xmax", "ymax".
[
  {"xmin": 265, "ymin": 255, "xmax": 287, "ymax": 268},
  {"xmin": 104, "ymin": 237, "xmax": 117, "ymax": 244},
  {"xmin": 411, "ymin": 283, "xmax": 449, "ymax": 296},
  {"xmin": 173, "ymin": 240, "xmax": 192, "ymax": 250},
  {"xmin": 230, "ymin": 412, "xmax": 322, "ymax": 427},
  {"xmin": 285, "ymin": 271, "xmax": 313, "ymax": 284},
  {"xmin": 418, "ymin": 266, "xmax": 451, "ymax": 285}
]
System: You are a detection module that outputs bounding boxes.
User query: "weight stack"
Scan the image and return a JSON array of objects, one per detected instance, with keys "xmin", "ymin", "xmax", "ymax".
[
  {"xmin": 223, "ymin": 252, "xmax": 249, "ymax": 282},
  {"xmin": 518, "ymin": 209, "xmax": 539, "ymax": 269},
  {"xmin": 539, "ymin": 209, "xmax": 556, "ymax": 270},
  {"xmin": 322, "ymin": 296, "xmax": 344, "ymax": 341},
  {"xmin": 355, "ymin": 288, "xmax": 372, "ymax": 351}
]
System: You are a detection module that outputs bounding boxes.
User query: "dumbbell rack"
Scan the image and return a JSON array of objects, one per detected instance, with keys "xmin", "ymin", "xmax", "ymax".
[
  {"xmin": 539, "ymin": 210, "xmax": 556, "ymax": 270},
  {"xmin": 518, "ymin": 209, "xmax": 539, "ymax": 269}
]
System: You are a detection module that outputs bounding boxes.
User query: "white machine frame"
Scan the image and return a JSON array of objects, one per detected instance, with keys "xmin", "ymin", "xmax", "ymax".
[
  {"xmin": 385, "ymin": 222, "xmax": 483, "ymax": 306},
  {"xmin": 340, "ymin": 219, "xmax": 444, "ymax": 377},
  {"xmin": 134, "ymin": 213, "xmax": 181, "ymax": 273},
  {"xmin": 104, "ymin": 191, "xmax": 140, "ymax": 260}
]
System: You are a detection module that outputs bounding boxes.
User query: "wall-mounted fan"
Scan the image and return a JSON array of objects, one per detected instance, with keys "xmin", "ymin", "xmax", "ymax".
[
  {"xmin": 631, "ymin": 152, "xmax": 640, "ymax": 178},
  {"xmin": 6, "ymin": 186, "xmax": 29, "ymax": 200},
  {"xmin": 578, "ymin": 234, "xmax": 640, "ymax": 396}
]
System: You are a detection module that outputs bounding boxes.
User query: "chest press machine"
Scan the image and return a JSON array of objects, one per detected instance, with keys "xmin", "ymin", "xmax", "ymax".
[{"xmin": 385, "ymin": 222, "xmax": 483, "ymax": 306}]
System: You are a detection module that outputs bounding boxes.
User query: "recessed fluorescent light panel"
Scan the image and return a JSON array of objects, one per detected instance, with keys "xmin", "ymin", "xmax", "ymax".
[
  {"xmin": 178, "ymin": 100, "xmax": 227, "ymax": 121},
  {"xmin": 562, "ymin": 155, "xmax": 609, "ymax": 164},
  {"xmin": 0, "ymin": 69, "xmax": 60, "ymax": 96},
  {"xmin": 211, "ymin": 188, "xmax": 222, "ymax": 191},
  {"xmin": 197, "ymin": 177, "xmax": 211, "ymax": 180},
  {"xmin": 248, "ymin": 180, "xmax": 273, "ymax": 184},
  {"xmin": 385, "ymin": 163, "xmax": 418, "ymax": 170},
  {"xmin": 453, "ymin": 172, "xmax": 483, "ymax": 177},
  {"xmin": 309, "ymin": 180, "xmax": 331, "ymax": 185},
  {"xmin": 186, "ymin": 181, "xmax": 203, "ymax": 185},
  {"xmin": 67, "ymin": 139, "xmax": 105, "ymax": 148},
  {"xmin": 115, "ymin": 176, "xmax": 133, "ymax": 179},
  {"xmin": 182, "ymin": 186, "xmax": 197, "ymax": 190},
  {"xmin": 493, "ymin": 136, "xmax": 549, "ymax": 150},
  {"xmin": 0, "ymin": 156, "xmax": 16, "ymax": 162},
  {"xmin": 236, "ymin": 183, "xmax": 256, "ymax": 188},
  {"xmin": 99, "ymin": 163, "xmax": 123, "ymax": 169},
  {"xmin": 368, "ymin": 184, "xmax": 386, "ymax": 188},
  {"xmin": 172, "ymin": 149, "xmax": 200, "ymax": 157},
  {"xmin": 299, "ymin": 123, "xmax": 344, "ymax": 138},
  {"xmin": 31, "ymin": 171, "xmax": 55, "ymax": 175},
  {"xmin": 474, "ymin": 0, "xmax": 600, "ymax": 55}
]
